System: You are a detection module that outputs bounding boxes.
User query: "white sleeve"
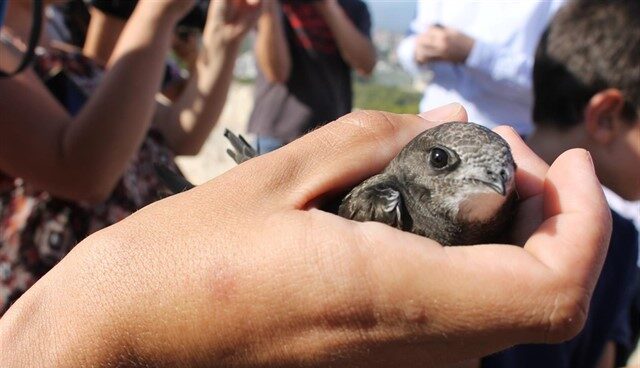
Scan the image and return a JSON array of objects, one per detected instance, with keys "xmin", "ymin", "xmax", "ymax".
[
  {"xmin": 463, "ymin": 0, "xmax": 565, "ymax": 103},
  {"xmin": 396, "ymin": 0, "xmax": 437, "ymax": 76},
  {"xmin": 464, "ymin": 39, "xmax": 534, "ymax": 99}
]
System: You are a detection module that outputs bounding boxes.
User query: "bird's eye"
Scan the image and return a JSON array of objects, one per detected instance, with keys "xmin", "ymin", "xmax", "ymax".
[{"xmin": 429, "ymin": 147, "xmax": 449, "ymax": 169}]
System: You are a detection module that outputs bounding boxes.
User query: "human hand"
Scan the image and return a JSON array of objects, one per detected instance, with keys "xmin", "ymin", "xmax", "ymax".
[
  {"xmin": 0, "ymin": 104, "xmax": 611, "ymax": 367},
  {"xmin": 415, "ymin": 25, "xmax": 475, "ymax": 64},
  {"xmin": 206, "ymin": 0, "xmax": 263, "ymax": 44}
]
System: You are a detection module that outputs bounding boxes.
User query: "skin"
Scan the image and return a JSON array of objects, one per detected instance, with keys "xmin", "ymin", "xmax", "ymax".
[
  {"xmin": 255, "ymin": 0, "xmax": 376, "ymax": 83},
  {"xmin": 414, "ymin": 25, "xmax": 475, "ymax": 64},
  {"xmin": 83, "ymin": 0, "xmax": 262, "ymax": 156},
  {"xmin": 0, "ymin": 0, "xmax": 260, "ymax": 204},
  {"xmin": 0, "ymin": 0, "xmax": 195, "ymax": 204},
  {"xmin": 0, "ymin": 103, "xmax": 612, "ymax": 367},
  {"xmin": 153, "ymin": 0, "xmax": 263, "ymax": 155},
  {"xmin": 83, "ymin": 6, "xmax": 126, "ymax": 67}
]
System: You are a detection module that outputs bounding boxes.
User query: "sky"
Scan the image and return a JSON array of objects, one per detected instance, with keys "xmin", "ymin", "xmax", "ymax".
[{"xmin": 364, "ymin": 0, "xmax": 416, "ymax": 32}]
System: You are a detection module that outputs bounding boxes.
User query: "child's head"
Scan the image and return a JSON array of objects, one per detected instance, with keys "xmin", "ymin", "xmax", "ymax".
[{"xmin": 532, "ymin": 0, "xmax": 640, "ymax": 200}]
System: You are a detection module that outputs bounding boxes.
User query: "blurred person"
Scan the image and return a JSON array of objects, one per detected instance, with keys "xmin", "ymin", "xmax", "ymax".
[
  {"xmin": 82, "ymin": 0, "xmax": 202, "ymax": 102},
  {"xmin": 0, "ymin": 0, "xmax": 261, "ymax": 314},
  {"xmin": 45, "ymin": 0, "xmax": 90, "ymax": 47},
  {"xmin": 397, "ymin": 0, "xmax": 564, "ymax": 136},
  {"xmin": 0, "ymin": 104, "xmax": 614, "ymax": 367},
  {"xmin": 247, "ymin": 0, "xmax": 376, "ymax": 153},
  {"xmin": 481, "ymin": 1, "xmax": 640, "ymax": 367}
]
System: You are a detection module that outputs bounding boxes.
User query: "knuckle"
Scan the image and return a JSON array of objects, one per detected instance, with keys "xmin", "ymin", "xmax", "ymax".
[
  {"xmin": 253, "ymin": 151, "xmax": 305, "ymax": 197},
  {"xmin": 336, "ymin": 110, "xmax": 402, "ymax": 147},
  {"xmin": 542, "ymin": 287, "xmax": 590, "ymax": 343}
]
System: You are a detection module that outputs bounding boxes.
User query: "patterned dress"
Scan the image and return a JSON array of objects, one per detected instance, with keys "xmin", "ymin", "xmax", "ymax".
[{"xmin": 0, "ymin": 44, "xmax": 180, "ymax": 314}]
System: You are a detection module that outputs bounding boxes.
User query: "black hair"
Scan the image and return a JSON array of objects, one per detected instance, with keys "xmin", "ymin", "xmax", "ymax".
[
  {"xmin": 533, "ymin": 0, "xmax": 640, "ymax": 129},
  {"xmin": 89, "ymin": 0, "xmax": 208, "ymax": 30}
]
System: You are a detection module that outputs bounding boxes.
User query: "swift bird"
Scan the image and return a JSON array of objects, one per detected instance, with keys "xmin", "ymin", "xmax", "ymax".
[
  {"xmin": 157, "ymin": 123, "xmax": 517, "ymax": 245},
  {"xmin": 338, "ymin": 122, "xmax": 517, "ymax": 245}
]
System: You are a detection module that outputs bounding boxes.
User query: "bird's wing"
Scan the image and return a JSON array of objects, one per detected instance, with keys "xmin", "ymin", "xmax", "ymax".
[
  {"xmin": 154, "ymin": 164, "xmax": 195, "ymax": 194},
  {"xmin": 338, "ymin": 177, "xmax": 407, "ymax": 230},
  {"xmin": 224, "ymin": 129, "xmax": 258, "ymax": 164}
]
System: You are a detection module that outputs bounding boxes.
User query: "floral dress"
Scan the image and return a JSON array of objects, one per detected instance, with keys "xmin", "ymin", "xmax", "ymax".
[{"xmin": 0, "ymin": 44, "xmax": 181, "ymax": 314}]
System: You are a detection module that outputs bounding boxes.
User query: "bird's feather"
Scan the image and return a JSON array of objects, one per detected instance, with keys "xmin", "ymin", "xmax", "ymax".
[
  {"xmin": 156, "ymin": 129, "xmax": 257, "ymax": 195},
  {"xmin": 154, "ymin": 164, "xmax": 195, "ymax": 193},
  {"xmin": 338, "ymin": 176, "xmax": 408, "ymax": 230},
  {"xmin": 224, "ymin": 129, "xmax": 257, "ymax": 164}
]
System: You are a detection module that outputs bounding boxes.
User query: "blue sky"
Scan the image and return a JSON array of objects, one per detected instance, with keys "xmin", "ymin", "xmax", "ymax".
[{"xmin": 364, "ymin": 0, "xmax": 416, "ymax": 32}]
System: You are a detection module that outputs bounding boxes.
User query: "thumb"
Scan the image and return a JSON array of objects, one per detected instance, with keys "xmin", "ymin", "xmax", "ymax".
[{"xmin": 524, "ymin": 149, "xmax": 611, "ymax": 288}]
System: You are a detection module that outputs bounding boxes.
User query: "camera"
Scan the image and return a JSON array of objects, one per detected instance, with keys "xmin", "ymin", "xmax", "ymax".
[{"xmin": 88, "ymin": 0, "xmax": 209, "ymax": 30}]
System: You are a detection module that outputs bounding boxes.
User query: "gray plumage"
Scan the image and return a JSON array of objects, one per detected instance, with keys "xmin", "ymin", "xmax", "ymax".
[
  {"xmin": 224, "ymin": 129, "xmax": 257, "ymax": 164},
  {"xmin": 338, "ymin": 122, "xmax": 517, "ymax": 246},
  {"xmin": 154, "ymin": 130, "xmax": 256, "ymax": 194}
]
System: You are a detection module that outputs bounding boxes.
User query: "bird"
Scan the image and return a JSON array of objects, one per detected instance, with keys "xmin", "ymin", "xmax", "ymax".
[
  {"xmin": 153, "ymin": 129, "xmax": 254, "ymax": 193},
  {"xmin": 338, "ymin": 122, "xmax": 517, "ymax": 246},
  {"xmin": 156, "ymin": 123, "xmax": 517, "ymax": 246}
]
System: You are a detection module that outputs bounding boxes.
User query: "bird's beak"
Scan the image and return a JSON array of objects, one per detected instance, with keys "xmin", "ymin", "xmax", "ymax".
[
  {"xmin": 482, "ymin": 178, "xmax": 506, "ymax": 196},
  {"xmin": 468, "ymin": 166, "xmax": 513, "ymax": 196}
]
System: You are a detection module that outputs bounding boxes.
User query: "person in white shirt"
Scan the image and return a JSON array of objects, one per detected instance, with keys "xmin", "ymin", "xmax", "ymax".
[{"xmin": 397, "ymin": 0, "xmax": 564, "ymax": 135}]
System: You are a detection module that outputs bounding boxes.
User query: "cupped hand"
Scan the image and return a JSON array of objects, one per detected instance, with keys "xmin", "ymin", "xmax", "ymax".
[
  {"xmin": 415, "ymin": 25, "xmax": 475, "ymax": 64},
  {"xmin": 0, "ymin": 104, "xmax": 611, "ymax": 367}
]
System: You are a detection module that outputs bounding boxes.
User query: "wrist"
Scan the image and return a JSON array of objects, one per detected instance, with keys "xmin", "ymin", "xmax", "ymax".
[
  {"xmin": 202, "ymin": 26, "xmax": 242, "ymax": 53},
  {"xmin": 457, "ymin": 33, "xmax": 475, "ymax": 63},
  {"xmin": 0, "ymin": 280, "xmax": 110, "ymax": 366},
  {"xmin": 465, "ymin": 38, "xmax": 490, "ymax": 69},
  {"xmin": 0, "ymin": 242, "xmax": 126, "ymax": 366}
]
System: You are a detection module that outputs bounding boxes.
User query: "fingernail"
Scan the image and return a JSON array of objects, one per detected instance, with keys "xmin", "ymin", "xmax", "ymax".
[
  {"xmin": 418, "ymin": 102, "xmax": 462, "ymax": 122},
  {"xmin": 507, "ymin": 126, "xmax": 525, "ymax": 143},
  {"xmin": 585, "ymin": 150, "xmax": 595, "ymax": 173}
]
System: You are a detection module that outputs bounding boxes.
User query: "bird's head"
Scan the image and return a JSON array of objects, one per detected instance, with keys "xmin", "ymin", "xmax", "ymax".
[{"xmin": 393, "ymin": 122, "xmax": 516, "ymax": 225}]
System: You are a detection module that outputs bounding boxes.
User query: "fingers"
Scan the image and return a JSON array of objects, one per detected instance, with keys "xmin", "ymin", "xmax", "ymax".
[
  {"xmin": 268, "ymin": 103, "xmax": 468, "ymax": 208},
  {"xmin": 524, "ymin": 149, "xmax": 611, "ymax": 285},
  {"xmin": 493, "ymin": 126, "xmax": 548, "ymax": 200}
]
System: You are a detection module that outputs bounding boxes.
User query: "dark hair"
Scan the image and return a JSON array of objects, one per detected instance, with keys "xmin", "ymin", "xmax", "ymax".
[
  {"xmin": 89, "ymin": 0, "xmax": 209, "ymax": 31},
  {"xmin": 533, "ymin": 0, "xmax": 640, "ymax": 129}
]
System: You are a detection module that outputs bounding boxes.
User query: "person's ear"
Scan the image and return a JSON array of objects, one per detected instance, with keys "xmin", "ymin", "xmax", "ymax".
[{"xmin": 584, "ymin": 89, "xmax": 627, "ymax": 145}]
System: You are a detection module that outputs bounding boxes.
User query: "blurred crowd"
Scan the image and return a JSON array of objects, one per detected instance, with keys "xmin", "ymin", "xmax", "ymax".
[{"xmin": 0, "ymin": 0, "xmax": 638, "ymax": 367}]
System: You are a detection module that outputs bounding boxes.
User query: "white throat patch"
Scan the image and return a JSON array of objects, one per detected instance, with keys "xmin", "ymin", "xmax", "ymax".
[{"xmin": 455, "ymin": 191, "xmax": 507, "ymax": 222}]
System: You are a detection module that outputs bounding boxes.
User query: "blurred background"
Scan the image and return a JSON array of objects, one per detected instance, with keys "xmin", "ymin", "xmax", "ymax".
[{"xmin": 177, "ymin": 0, "xmax": 421, "ymax": 184}]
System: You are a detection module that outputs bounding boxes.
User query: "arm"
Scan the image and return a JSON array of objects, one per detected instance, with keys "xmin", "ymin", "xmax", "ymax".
[
  {"xmin": 0, "ymin": 105, "xmax": 611, "ymax": 367},
  {"xmin": 154, "ymin": 0, "xmax": 262, "ymax": 156},
  {"xmin": 463, "ymin": 37, "xmax": 534, "ymax": 98},
  {"xmin": 0, "ymin": 0, "xmax": 193, "ymax": 204},
  {"xmin": 254, "ymin": 0, "xmax": 291, "ymax": 83},
  {"xmin": 463, "ymin": 0, "xmax": 566, "ymax": 98},
  {"xmin": 314, "ymin": 0, "xmax": 376, "ymax": 76},
  {"xmin": 400, "ymin": 25, "xmax": 534, "ymax": 103},
  {"xmin": 396, "ymin": 0, "xmax": 435, "ymax": 75},
  {"xmin": 82, "ymin": 7, "xmax": 126, "ymax": 66}
]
